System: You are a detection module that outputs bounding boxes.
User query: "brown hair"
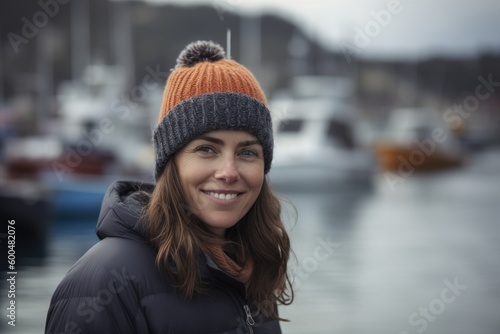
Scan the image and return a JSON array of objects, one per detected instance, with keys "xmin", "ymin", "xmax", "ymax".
[{"xmin": 142, "ymin": 159, "xmax": 294, "ymax": 319}]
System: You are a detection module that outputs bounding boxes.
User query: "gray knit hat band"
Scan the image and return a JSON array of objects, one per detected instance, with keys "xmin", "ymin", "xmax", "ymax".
[{"xmin": 153, "ymin": 92, "xmax": 273, "ymax": 180}]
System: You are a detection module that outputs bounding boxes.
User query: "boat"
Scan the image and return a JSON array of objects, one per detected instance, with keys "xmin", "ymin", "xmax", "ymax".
[
  {"xmin": 39, "ymin": 62, "xmax": 155, "ymax": 220},
  {"xmin": 373, "ymin": 108, "xmax": 463, "ymax": 173},
  {"xmin": 0, "ymin": 1, "xmax": 149, "ymax": 234},
  {"xmin": 268, "ymin": 94, "xmax": 376, "ymax": 191}
]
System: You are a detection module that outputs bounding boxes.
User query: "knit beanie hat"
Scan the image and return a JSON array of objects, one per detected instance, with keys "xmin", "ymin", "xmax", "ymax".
[{"xmin": 153, "ymin": 40, "xmax": 273, "ymax": 180}]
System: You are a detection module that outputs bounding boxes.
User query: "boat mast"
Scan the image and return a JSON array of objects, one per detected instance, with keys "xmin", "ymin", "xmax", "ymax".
[
  {"xmin": 71, "ymin": 0, "xmax": 90, "ymax": 81},
  {"xmin": 35, "ymin": 27, "xmax": 54, "ymax": 135},
  {"xmin": 111, "ymin": 0, "xmax": 135, "ymax": 90},
  {"xmin": 240, "ymin": 15, "xmax": 261, "ymax": 82}
]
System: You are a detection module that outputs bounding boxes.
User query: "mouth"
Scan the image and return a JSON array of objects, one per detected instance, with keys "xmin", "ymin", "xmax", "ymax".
[{"xmin": 202, "ymin": 190, "xmax": 242, "ymax": 201}]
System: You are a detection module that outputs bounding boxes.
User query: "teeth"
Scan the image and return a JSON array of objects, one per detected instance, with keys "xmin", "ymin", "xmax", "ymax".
[{"xmin": 207, "ymin": 192, "xmax": 238, "ymax": 200}]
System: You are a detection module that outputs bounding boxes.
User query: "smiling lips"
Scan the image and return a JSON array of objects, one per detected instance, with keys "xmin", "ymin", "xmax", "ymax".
[{"xmin": 203, "ymin": 191, "xmax": 241, "ymax": 201}]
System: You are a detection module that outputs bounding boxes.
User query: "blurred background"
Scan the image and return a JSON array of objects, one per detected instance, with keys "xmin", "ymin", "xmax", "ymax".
[{"xmin": 1, "ymin": 0, "xmax": 499, "ymax": 333}]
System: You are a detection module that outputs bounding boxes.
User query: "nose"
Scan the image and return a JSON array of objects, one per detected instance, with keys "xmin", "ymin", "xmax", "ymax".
[{"xmin": 214, "ymin": 156, "xmax": 240, "ymax": 183}]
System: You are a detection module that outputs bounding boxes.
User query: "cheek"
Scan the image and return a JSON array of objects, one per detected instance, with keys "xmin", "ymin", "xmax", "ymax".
[
  {"xmin": 177, "ymin": 161, "xmax": 207, "ymax": 197},
  {"xmin": 184, "ymin": 169, "xmax": 205, "ymax": 189},
  {"xmin": 244, "ymin": 166, "xmax": 265, "ymax": 192}
]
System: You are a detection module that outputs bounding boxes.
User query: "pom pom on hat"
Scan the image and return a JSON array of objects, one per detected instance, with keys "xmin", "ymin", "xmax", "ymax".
[{"xmin": 175, "ymin": 40, "xmax": 226, "ymax": 68}]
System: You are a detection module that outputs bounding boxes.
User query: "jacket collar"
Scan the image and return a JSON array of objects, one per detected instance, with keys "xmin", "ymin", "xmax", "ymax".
[{"xmin": 96, "ymin": 180, "xmax": 153, "ymax": 242}]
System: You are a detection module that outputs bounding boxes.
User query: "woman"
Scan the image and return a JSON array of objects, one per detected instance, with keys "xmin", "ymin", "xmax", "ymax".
[{"xmin": 46, "ymin": 40, "xmax": 293, "ymax": 334}]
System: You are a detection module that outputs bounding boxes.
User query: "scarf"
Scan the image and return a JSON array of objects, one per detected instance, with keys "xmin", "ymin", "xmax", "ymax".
[{"xmin": 202, "ymin": 243, "xmax": 253, "ymax": 287}]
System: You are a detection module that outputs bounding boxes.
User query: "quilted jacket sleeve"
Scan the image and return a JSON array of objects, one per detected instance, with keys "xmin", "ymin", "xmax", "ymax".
[{"xmin": 45, "ymin": 240, "xmax": 149, "ymax": 334}]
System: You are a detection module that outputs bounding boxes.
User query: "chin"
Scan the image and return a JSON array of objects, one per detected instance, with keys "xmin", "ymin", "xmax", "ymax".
[{"xmin": 202, "ymin": 214, "xmax": 242, "ymax": 232}]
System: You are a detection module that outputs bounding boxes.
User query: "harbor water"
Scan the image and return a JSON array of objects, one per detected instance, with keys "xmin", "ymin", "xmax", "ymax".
[{"xmin": 2, "ymin": 148, "xmax": 500, "ymax": 334}]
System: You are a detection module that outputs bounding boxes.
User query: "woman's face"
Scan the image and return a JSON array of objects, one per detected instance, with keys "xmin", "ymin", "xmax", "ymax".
[{"xmin": 174, "ymin": 130, "xmax": 265, "ymax": 237}]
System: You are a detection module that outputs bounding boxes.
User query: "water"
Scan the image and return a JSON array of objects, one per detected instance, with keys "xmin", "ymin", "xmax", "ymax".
[
  {"xmin": 2, "ymin": 149, "xmax": 500, "ymax": 334},
  {"xmin": 280, "ymin": 148, "xmax": 500, "ymax": 334}
]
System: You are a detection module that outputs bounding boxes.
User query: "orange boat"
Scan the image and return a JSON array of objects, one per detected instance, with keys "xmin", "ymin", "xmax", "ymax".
[
  {"xmin": 374, "ymin": 142, "xmax": 462, "ymax": 173},
  {"xmin": 373, "ymin": 108, "xmax": 463, "ymax": 173}
]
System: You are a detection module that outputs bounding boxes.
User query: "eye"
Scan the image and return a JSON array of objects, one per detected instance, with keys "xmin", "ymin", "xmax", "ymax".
[
  {"xmin": 239, "ymin": 149, "xmax": 258, "ymax": 157},
  {"xmin": 195, "ymin": 145, "xmax": 216, "ymax": 155}
]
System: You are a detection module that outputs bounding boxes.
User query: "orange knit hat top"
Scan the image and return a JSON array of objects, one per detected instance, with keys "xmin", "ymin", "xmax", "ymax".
[{"xmin": 158, "ymin": 43, "xmax": 267, "ymax": 122}]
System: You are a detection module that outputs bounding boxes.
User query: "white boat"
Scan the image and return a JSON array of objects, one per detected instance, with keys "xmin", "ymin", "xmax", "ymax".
[{"xmin": 268, "ymin": 95, "xmax": 376, "ymax": 191}]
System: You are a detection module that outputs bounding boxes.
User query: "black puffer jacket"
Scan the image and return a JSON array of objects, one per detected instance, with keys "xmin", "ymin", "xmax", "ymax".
[{"xmin": 45, "ymin": 181, "xmax": 281, "ymax": 334}]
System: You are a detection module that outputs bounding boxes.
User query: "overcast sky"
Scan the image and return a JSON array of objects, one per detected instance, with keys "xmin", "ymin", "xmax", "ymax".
[{"xmin": 142, "ymin": 0, "xmax": 500, "ymax": 60}]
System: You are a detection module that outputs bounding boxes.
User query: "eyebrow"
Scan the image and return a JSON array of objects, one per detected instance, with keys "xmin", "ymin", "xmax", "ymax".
[{"xmin": 197, "ymin": 135, "xmax": 261, "ymax": 148}]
